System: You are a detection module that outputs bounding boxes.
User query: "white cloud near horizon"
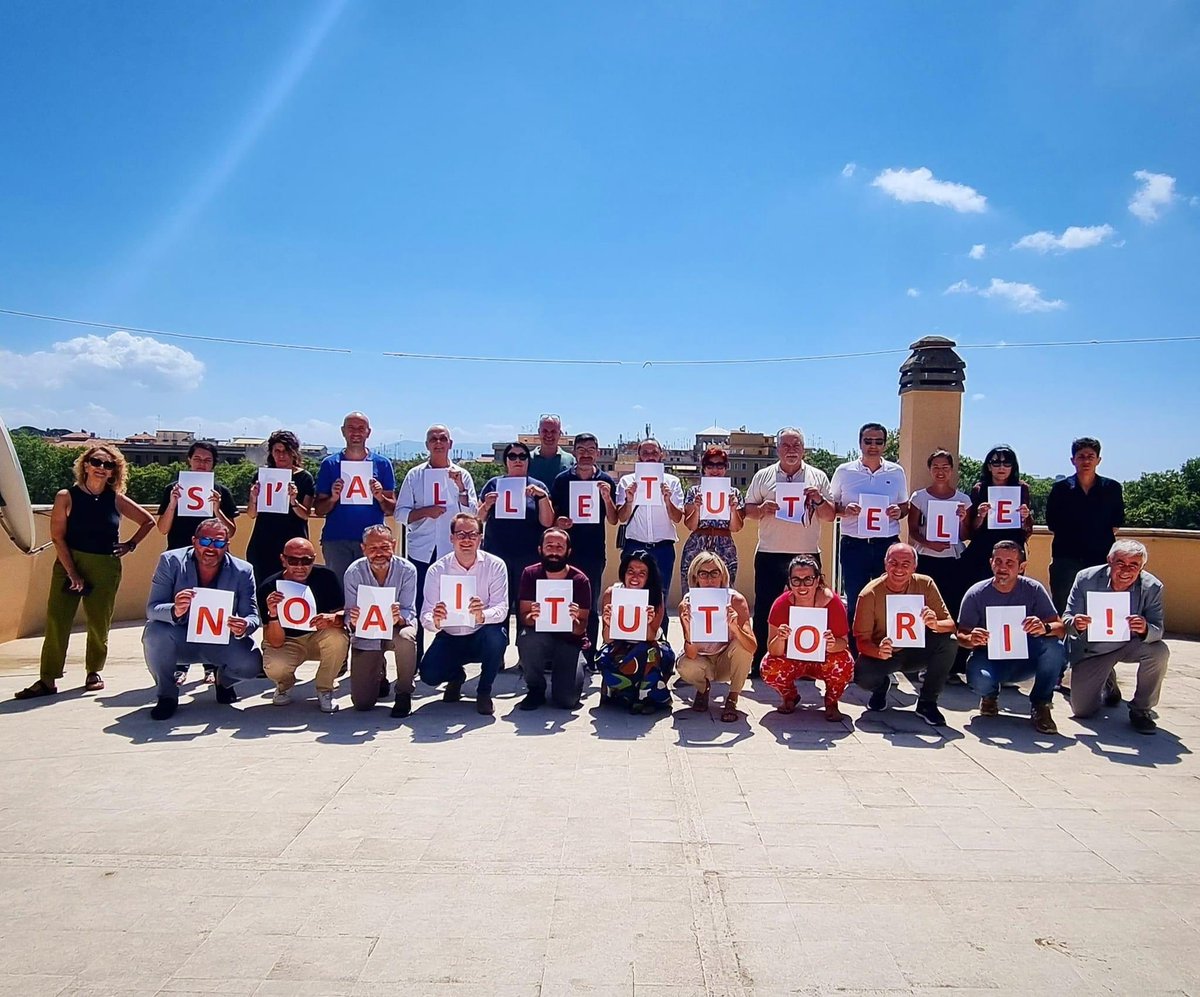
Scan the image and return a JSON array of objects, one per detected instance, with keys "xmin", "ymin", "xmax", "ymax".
[
  {"xmin": 906, "ymin": 287, "xmax": 920, "ymax": 298},
  {"xmin": 969, "ymin": 243, "xmax": 986, "ymax": 260},
  {"xmin": 871, "ymin": 167, "xmax": 987, "ymax": 213},
  {"xmin": 1013, "ymin": 224, "xmax": 1115, "ymax": 253},
  {"xmin": 944, "ymin": 278, "xmax": 1065, "ymax": 313},
  {"xmin": 1129, "ymin": 170, "xmax": 1176, "ymax": 223},
  {"xmin": 0, "ymin": 332, "xmax": 205, "ymax": 392},
  {"xmin": 841, "ymin": 162, "xmax": 857, "ymax": 178}
]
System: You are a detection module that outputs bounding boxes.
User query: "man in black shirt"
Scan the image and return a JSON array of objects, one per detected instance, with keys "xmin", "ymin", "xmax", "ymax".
[
  {"xmin": 1045, "ymin": 437, "xmax": 1125, "ymax": 613},
  {"xmin": 258, "ymin": 537, "xmax": 348, "ymax": 713}
]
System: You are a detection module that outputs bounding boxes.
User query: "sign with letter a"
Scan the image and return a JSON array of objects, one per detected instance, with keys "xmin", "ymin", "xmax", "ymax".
[
  {"xmin": 987, "ymin": 486, "xmax": 1022, "ymax": 529},
  {"xmin": 886, "ymin": 594, "xmax": 926, "ymax": 648},
  {"xmin": 569, "ymin": 481, "xmax": 600, "ymax": 524},
  {"xmin": 257, "ymin": 468, "xmax": 292, "ymax": 514},
  {"xmin": 786, "ymin": 606, "xmax": 827, "ymax": 661},
  {"xmin": 985, "ymin": 605, "xmax": 1028, "ymax": 660},
  {"xmin": 177, "ymin": 471, "xmax": 214, "ymax": 515},
  {"xmin": 495, "ymin": 477, "xmax": 526, "ymax": 520},
  {"xmin": 858, "ymin": 494, "xmax": 890, "ymax": 536},
  {"xmin": 441, "ymin": 575, "xmax": 478, "ymax": 629},
  {"xmin": 340, "ymin": 460, "xmax": 373, "ymax": 506},
  {"xmin": 535, "ymin": 579, "xmax": 574, "ymax": 633},
  {"xmin": 634, "ymin": 463, "xmax": 665, "ymax": 507},
  {"xmin": 354, "ymin": 586, "xmax": 394, "ymax": 638},
  {"xmin": 188, "ymin": 588, "xmax": 234, "ymax": 644},
  {"xmin": 610, "ymin": 587, "xmax": 649, "ymax": 640},
  {"xmin": 689, "ymin": 588, "xmax": 730, "ymax": 643},
  {"xmin": 924, "ymin": 500, "xmax": 961, "ymax": 545},
  {"xmin": 699, "ymin": 478, "xmax": 732, "ymax": 523},
  {"xmin": 275, "ymin": 580, "xmax": 316, "ymax": 632}
]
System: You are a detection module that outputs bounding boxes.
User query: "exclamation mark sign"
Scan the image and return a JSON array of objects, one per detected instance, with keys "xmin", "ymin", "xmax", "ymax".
[{"xmin": 1106, "ymin": 608, "xmax": 1115, "ymax": 636}]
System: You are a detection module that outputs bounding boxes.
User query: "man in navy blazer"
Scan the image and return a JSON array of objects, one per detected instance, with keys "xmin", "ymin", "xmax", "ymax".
[{"xmin": 143, "ymin": 518, "xmax": 262, "ymax": 720}]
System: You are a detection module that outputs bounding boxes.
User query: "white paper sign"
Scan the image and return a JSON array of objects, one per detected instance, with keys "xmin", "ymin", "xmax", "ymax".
[
  {"xmin": 633, "ymin": 463, "xmax": 665, "ymax": 506},
  {"xmin": 610, "ymin": 587, "xmax": 650, "ymax": 640},
  {"xmin": 985, "ymin": 605, "xmax": 1028, "ymax": 659},
  {"xmin": 774, "ymin": 483, "xmax": 808, "ymax": 524},
  {"xmin": 699, "ymin": 478, "xmax": 732, "ymax": 523},
  {"xmin": 1087, "ymin": 591, "xmax": 1132, "ymax": 642},
  {"xmin": 257, "ymin": 468, "xmax": 292, "ymax": 514},
  {"xmin": 987, "ymin": 486, "xmax": 1022, "ymax": 530},
  {"xmin": 440, "ymin": 574, "xmax": 478, "ymax": 628},
  {"xmin": 786, "ymin": 605, "xmax": 828, "ymax": 661},
  {"xmin": 495, "ymin": 477, "xmax": 526, "ymax": 520},
  {"xmin": 339, "ymin": 460, "xmax": 374, "ymax": 506},
  {"xmin": 886, "ymin": 594, "xmax": 926, "ymax": 648},
  {"xmin": 689, "ymin": 588, "xmax": 730, "ymax": 643},
  {"xmin": 187, "ymin": 588, "xmax": 234, "ymax": 645},
  {"xmin": 535, "ymin": 579, "xmax": 574, "ymax": 633},
  {"xmin": 354, "ymin": 585, "xmax": 395, "ymax": 638},
  {"xmin": 275, "ymin": 580, "xmax": 317, "ymax": 631},
  {"xmin": 569, "ymin": 481, "xmax": 601, "ymax": 524},
  {"xmin": 177, "ymin": 471, "xmax": 214, "ymax": 516},
  {"xmin": 423, "ymin": 468, "xmax": 451, "ymax": 510},
  {"xmin": 858, "ymin": 493, "xmax": 890, "ymax": 536},
  {"xmin": 924, "ymin": 500, "xmax": 961, "ymax": 545}
]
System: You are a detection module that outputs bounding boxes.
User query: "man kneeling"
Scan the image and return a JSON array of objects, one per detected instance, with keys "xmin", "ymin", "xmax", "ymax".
[
  {"xmin": 516, "ymin": 528, "xmax": 591, "ymax": 711},
  {"xmin": 957, "ymin": 541, "xmax": 1066, "ymax": 735}
]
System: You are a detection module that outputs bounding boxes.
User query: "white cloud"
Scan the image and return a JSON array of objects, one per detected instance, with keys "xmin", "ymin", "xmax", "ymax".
[
  {"xmin": 632, "ymin": 404, "xmax": 645, "ymax": 411},
  {"xmin": 971, "ymin": 393, "xmax": 986, "ymax": 402},
  {"xmin": 871, "ymin": 167, "xmax": 987, "ymax": 213},
  {"xmin": 906, "ymin": 288, "xmax": 920, "ymax": 298},
  {"xmin": 1013, "ymin": 224, "xmax": 1115, "ymax": 253},
  {"xmin": 1128, "ymin": 170, "xmax": 1176, "ymax": 223},
  {"xmin": 943, "ymin": 277, "xmax": 1064, "ymax": 313},
  {"xmin": 944, "ymin": 279, "xmax": 977, "ymax": 295},
  {"xmin": 969, "ymin": 243, "xmax": 986, "ymax": 260},
  {"xmin": 0, "ymin": 331, "xmax": 205, "ymax": 391},
  {"xmin": 841, "ymin": 162, "xmax": 857, "ymax": 178}
]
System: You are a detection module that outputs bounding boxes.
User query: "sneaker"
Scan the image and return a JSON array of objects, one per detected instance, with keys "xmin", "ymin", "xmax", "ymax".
[
  {"xmin": 979, "ymin": 695, "xmax": 999, "ymax": 717},
  {"xmin": 476, "ymin": 695, "xmax": 494, "ymax": 716},
  {"xmin": 150, "ymin": 696, "xmax": 178, "ymax": 721},
  {"xmin": 317, "ymin": 690, "xmax": 338, "ymax": 714},
  {"xmin": 519, "ymin": 691, "xmax": 545, "ymax": 711},
  {"xmin": 271, "ymin": 687, "xmax": 292, "ymax": 706},
  {"xmin": 1129, "ymin": 708, "xmax": 1157, "ymax": 735},
  {"xmin": 1104, "ymin": 675, "xmax": 1122, "ymax": 708},
  {"xmin": 391, "ymin": 693, "xmax": 412, "ymax": 719},
  {"xmin": 442, "ymin": 679, "xmax": 463, "ymax": 703},
  {"xmin": 914, "ymin": 700, "xmax": 946, "ymax": 727},
  {"xmin": 866, "ymin": 679, "xmax": 890, "ymax": 713},
  {"xmin": 1031, "ymin": 703, "xmax": 1058, "ymax": 735},
  {"xmin": 173, "ymin": 669, "xmax": 187, "ymax": 687},
  {"xmin": 214, "ymin": 683, "xmax": 238, "ymax": 705},
  {"xmin": 203, "ymin": 669, "xmax": 218, "ymax": 685}
]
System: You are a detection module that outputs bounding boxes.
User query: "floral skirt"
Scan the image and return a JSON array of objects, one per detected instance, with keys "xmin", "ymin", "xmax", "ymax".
[{"xmin": 597, "ymin": 640, "xmax": 677, "ymax": 710}]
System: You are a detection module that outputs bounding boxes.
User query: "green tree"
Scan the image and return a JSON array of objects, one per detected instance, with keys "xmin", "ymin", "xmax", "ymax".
[
  {"xmin": 125, "ymin": 463, "xmax": 177, "ymax": 504},
  {"xmin": 12, "ymin": 433, "xmax": 81, "ymax": 503}
]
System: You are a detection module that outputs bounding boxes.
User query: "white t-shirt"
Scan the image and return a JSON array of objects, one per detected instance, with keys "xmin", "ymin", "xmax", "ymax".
[{"xmin": 909, "ymin": 488, "xmax": 970, "ymax": 559}]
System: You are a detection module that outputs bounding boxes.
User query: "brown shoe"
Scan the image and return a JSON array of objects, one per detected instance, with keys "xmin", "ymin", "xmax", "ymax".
[
  {"xmin": 442, "ymin": 680, "xmax": 463, "ymax": 703},
  {"xmin": 85, "ymin": 672, "xmax": 104, "ymax": 691},
  {"xmin": 979, "ymin": 695, "xmax": 999, "ymax": 717},
  {"xmin": 720, "ymin": 693, "xmax": 740, "ymax": 723},
  {"xmin": 476, "ymin": 695, "xmax": 494, "ymax": 716},
  {"xmin": 1032, "ymin": 703, "xmax": 1058, "ymax": 735},
  {"xmin": 692, "ymin": 682, "xmax": 710, "ymax": 712},
  {"xmin": 14, "ymin": 680, "xmax": 57, "ymax": 700}
]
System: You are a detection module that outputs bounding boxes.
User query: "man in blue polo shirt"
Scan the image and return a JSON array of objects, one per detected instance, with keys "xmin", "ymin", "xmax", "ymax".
[
  {"xmin": 314, "ymin": 411, "xmax": 396, "ymax": 591},
  {"xmin": 550, "ymin": 432, "xmax": 617, "ymax": 669}
]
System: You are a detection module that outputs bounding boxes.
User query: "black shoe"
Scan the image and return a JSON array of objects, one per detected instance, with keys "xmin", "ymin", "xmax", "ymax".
[
  {"xmin": 214, "ymin": 683, "xmax": 238, "ymax": 705},
  {"xmin": 150, "ymin": 696, "xmax": 178, "ymax": 721},
  {"xmin": 519, "ymin": 692, "xmax": 545, "ymax": 711},
  {"xmin": 378, "ymin": 676, "xmax": 390, "ymax": 698},
  {"xmin": 1104, "ymin": 676, "xmax": 1122, "ymax": 708},
  {"xmin": 1129, "ymin": 708, "xmax": 1157, "ymax": 735},
  {"xmin": 443, "ymin": 680, "xmax": 463, "ymax": 703},
  {"xmin": 337, "ymin": 662, "xmax": 349, "ymax": 679},
  {"xmin": 866, "ymin": 681, "xmax": 889, "ymax": 713},
  {"xmin": 914, "ymin": 700, "xmax": 946, "ymax": 727},
  {"xmin": 476, "ymin": 695, "xmax": 494, "ymax": 716},
  {"xmin": 391, "ymin": 693, "xmax": 412, "ymax": 719}
]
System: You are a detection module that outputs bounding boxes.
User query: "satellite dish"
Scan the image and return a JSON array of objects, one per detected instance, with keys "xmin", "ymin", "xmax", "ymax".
[{"xmin": 0, "ymin": 415, "xmax": 38, "ymax": 554}]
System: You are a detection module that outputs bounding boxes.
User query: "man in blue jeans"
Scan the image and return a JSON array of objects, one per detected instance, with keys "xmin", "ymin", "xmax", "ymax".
[{"xmin": 957, "ymin": 540, "xmax": 1067, "ymax": 735}]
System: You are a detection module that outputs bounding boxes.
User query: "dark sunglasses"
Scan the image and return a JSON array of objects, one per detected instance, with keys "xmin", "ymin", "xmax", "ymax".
[
  {"xmin": 197, "ymin": 537, "xmax": 230, "ymax": 549},
  {"xmin": 988, "ymin": 458, "xmax": 1014, "ymax": 467},
  {"xmin": 506, "ymin": 453, "xmax": 531, "ymax": 461},
  {"xmin": 703, "ymin": 463, "xmax": 728, "ymax": 471},
  {"xmin": 86, "ymin": 457, "xmax": 117, "ymax": 470},
  {"xmin": 283, "ymin": 555, "xmax": 315, "ymax": 566},
  {"xmin": 861, "ymin": 437, "xmax": 886, "ymax": 446}
]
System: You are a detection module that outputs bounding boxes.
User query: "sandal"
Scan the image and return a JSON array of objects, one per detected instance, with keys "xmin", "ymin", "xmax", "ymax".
[
  {"xmin": 85, "ymin": 672, "xmax": 104, "ymax": 691},
  {"xmin": 692, "ymin": 683, "xmax": 710, "ymax": 712},
  {"xmin": 720, "ymin": 694, "xmax": 740, "ymax": 723},
  {"xmin": 14, "ymin": 680, "xmax": 57, "ymax": 700},
  {"xmin": 824, "ymin": 703, "xmax": 845, "ymax": 722},
  {"xmin": 777, "ymin": 693, "xmax": 798, "ymax": 715}
]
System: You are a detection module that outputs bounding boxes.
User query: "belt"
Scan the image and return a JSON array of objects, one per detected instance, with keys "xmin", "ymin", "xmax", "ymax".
[
  {"xmin": 627, "ymin": 538, "xmax": 675, "ymax": 547},
  {"xmin": 843, "ymin": 535, "xmax": 897, "ymax": 544},
  {"xmin": 692, "ymin": 527, "xmax": 732, "ymax": 538}
]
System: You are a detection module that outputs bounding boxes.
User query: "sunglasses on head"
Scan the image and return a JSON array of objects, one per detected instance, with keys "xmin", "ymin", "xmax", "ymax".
[
  {"xmin": 197, "ymin": 537, "xmax": 229, "ymax": 549},
  {"xmin": 86, "ymin": 457, "xmax": 117, "ymax": 470},
  {"xmin": 283, "ymin": 555, "xmax": 315, "ymax": 566}
]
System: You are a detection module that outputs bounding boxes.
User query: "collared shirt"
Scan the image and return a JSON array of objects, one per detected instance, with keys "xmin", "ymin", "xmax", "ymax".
[
  {"xmin": 744, "ymin": 461, "xmax": 832, "ymax": 554},
  {"xmin": 852, "ymin": 573, "xmax": 949, "ymax": 647},
  {"xmin": 146, "ymin": 548, "xmax": 260, "ymax": 635},
  {"xmin": 1045, "ymin": 474, "xmax": 1125, "ymax": 566},
  {"xmin": 257, "ymin": 565, "xmax": 345, "ymax": 639},
  {"xmin": 421, "ymin": 550, "xmax": 509, "ymax": 635},
  {"xmin": 530, "ymin": 447, "xmax": 575, "ymax": 487},
  {"xmin": 1063, "ymin": 564, "xmax": 1165, "ymax": 662},
  {"xmin": 550, "ymin": 466, "xmax": 617, "ymax": 566},
  {"xmin": 958, "ymin": 576, "xmax": 1056, "ymax": 633},
  {"xmin": 343, "ymin": 555, "xmax": 419, "ymax": 650},
  {"xmin": 831, "ymin": 458, "xmax": 908, "ymax": 539},
  {"xmin": 314, "ymin": 449, "xmax": 396, "ymax": 543},
  {"xmin": 615, "ymin": 472, "xmax": 684, "ymax": 543},
  {"xmin": 396, "ymin": 461, "xmax": 480, "ymax": 564}
]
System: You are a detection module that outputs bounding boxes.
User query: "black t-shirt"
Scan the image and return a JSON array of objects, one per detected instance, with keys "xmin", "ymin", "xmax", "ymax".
[
  {"xmin": 158, "ymin": 481, "xmax": 239, "ymax": 551},
  {"xmin": 257, "ymin": 565, "xmax": 345, "ymax": 638},
  {"xmin": 550, "ymin": 467, "xmax": 616, "ymax": 568}
]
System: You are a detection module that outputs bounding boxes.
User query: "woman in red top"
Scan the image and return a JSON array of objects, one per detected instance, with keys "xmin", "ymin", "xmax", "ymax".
[{"xmin": 759, "ymin": 554, "xmax": 854, "ymax": 721}]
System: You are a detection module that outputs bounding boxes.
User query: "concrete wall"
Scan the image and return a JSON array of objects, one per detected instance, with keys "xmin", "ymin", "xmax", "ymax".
[{"xmin": 3, "ymin": 508, "xmax": 1197, "ymax": 644}]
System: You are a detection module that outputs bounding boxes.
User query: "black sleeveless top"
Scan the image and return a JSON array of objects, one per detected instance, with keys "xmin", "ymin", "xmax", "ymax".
[{"xmin": 65, "ymin": 484, "xmax": 120, "ymax": 555}]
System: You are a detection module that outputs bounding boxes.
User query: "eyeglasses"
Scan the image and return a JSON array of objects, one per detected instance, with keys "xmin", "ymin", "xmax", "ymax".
[
  {"xmin": 427, "ymin": 434, "xmax": 450, "ymax": 444},
  {"xmin": 283, "ymin": 555, "xmax": 315, "ymax": 566},
  {"xmin": 452, "ymin": 531, "xmax": 481, "ymax": 540},
  {"xmin": 507, "ymin": 453, "xmax": 530, "ymax": 461},
  {"xmin": 789, "ymin": 575, "xmax": 818, "ymax": 587},
  {"xmin": 987, "ymin": 459, "xmax": 1014, "ymax": 467},
  {"xmin": 703, "ymin": 464, "xmax": 728, "ymax": 471},
  {"xmin": 86, "ymin": 457, "xmax": 117, "ymax": 470},
  {"xmin": 695, "ymin": 568, "xmax": 723, "ymax": 580},
  {"xmin": 861, "ymin": 438, "xmax": 886, "ymax": 446},
  {"xmin": 197, "ymin": 537, "xmax": 230, "ymax": 549}
]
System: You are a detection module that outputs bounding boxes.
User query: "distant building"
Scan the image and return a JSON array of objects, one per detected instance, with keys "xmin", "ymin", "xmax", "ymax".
[{"xmin": 42, "ymin": 429, "xmax": 327, "ymax": 467}]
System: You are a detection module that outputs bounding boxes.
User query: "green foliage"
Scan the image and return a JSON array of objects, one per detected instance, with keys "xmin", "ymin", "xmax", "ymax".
[
  {"xmin": 804, "ymin": 447, "xmax": 843, "ymax": 478},
  {"xmin": 12, "ymin": 433, "xmax": 81, "ymax": 503},
  {"xmin": 1125, "ymin": 462, "xmax": 1200, "ymax": 529},
  {"xmin": 390, "ymin": 456, "xmax": 499, "ymax": 496},
  {"xmin": 124, "ymin": 464, "xmax": 176, "ymax": 504}
]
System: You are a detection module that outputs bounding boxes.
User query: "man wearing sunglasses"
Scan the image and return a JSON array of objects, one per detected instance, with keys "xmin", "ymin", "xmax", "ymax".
[
  {"xmin": 142, "ymin": 519, "xmax": 262, "ymax": 721},
  {"xmin": 258, "ymin": 538, "xmax": 348, "ymax": 713}
]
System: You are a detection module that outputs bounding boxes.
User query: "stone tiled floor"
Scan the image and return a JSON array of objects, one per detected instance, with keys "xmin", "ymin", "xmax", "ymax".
[{"xmin": 0, "ymin": 624, "xmax": 1198, "ymax": 995}]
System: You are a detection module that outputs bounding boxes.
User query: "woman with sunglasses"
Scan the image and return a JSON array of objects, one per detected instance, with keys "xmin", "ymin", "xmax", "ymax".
[
  {"xmin": 961, "ymin": 444, "xmax": 1034, "ymax": 589},
  {"xmin": 676, "ymin": 552, "xmax": 755, "ymax": 722},
  {"xmin": 759, "ymin": 554, "xmax": 853, "ymax": 720},
  {"xmin": 478, "ymin": 442, "xmax": 556, "ymax": 629},
  {"xmin": 679, "ymin": 445, "xmax": 745, "ymax": 597},
  {"xmin": 597, "ymin": 548, "xmax": 676, "ymax": 713},
  {"xmin": 244, "ymin": 430, "xmax": 316, "ymax": 586},
  {"xmin": 15, "ymin": 445, "xmax": 154, "ymax": 700}
]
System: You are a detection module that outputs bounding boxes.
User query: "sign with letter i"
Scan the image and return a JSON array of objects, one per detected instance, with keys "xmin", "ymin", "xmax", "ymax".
[{"xmin": 985, "ymin": 605, "xmax": 1028, "ymax": 659}]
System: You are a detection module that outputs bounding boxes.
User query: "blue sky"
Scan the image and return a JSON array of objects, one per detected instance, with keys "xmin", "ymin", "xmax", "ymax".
[{"xmin": 1, "ymin": 0, "xmax": 1196, "ymax": 481}]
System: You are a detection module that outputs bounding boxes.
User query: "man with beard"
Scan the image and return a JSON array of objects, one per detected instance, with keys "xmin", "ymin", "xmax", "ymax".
[{"xmin": 515, "ymin": 528, "xmax": 591, "ymax": 711}]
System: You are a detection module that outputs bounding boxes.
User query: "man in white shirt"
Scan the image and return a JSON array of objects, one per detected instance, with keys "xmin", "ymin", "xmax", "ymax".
[
  {"xmin": 831, "ymin": 423, "xmax": 908, "ymax": 634},
  {"xmin": 395, "ymin": 424, "xmax": 479, "ymax": 657},
  {"xmin": 418, "ymin": 513, "xmax": 508, "ymax": 715},
  {"xmin": 616, "ymin": 438, "xmax": 685, "ymax": 636},
  {"xmin": 744, "ymin": 427, "xmax": 835, "ymax": 672}
]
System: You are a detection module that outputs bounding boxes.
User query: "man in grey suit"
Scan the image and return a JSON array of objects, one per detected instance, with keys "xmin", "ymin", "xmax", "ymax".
[
  {"xmin": 142, "ymin": 519, "xmax": 262, "ymax": 721},
  {"xmin": 1063, "ymin": 539, "xmax": 1169, "ymax": 734}
]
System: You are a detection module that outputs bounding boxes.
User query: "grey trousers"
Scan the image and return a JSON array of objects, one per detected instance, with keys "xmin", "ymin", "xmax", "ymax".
[
  {"xmin": 517, "ymin": 630, "xmax": 585, "ymax": 708},
  {"xmin": 350, "ymin": 626, "xmax": 418, "ymax": 711},
  {"xmin": 1069, "ymin": 639, "xmax": 1170, "ymax": 717}
]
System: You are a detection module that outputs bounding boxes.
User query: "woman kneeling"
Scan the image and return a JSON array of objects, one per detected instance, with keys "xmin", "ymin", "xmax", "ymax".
[{"xmin": 597, "ymin": 549, "xmax": 676, "ymax": 714}]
